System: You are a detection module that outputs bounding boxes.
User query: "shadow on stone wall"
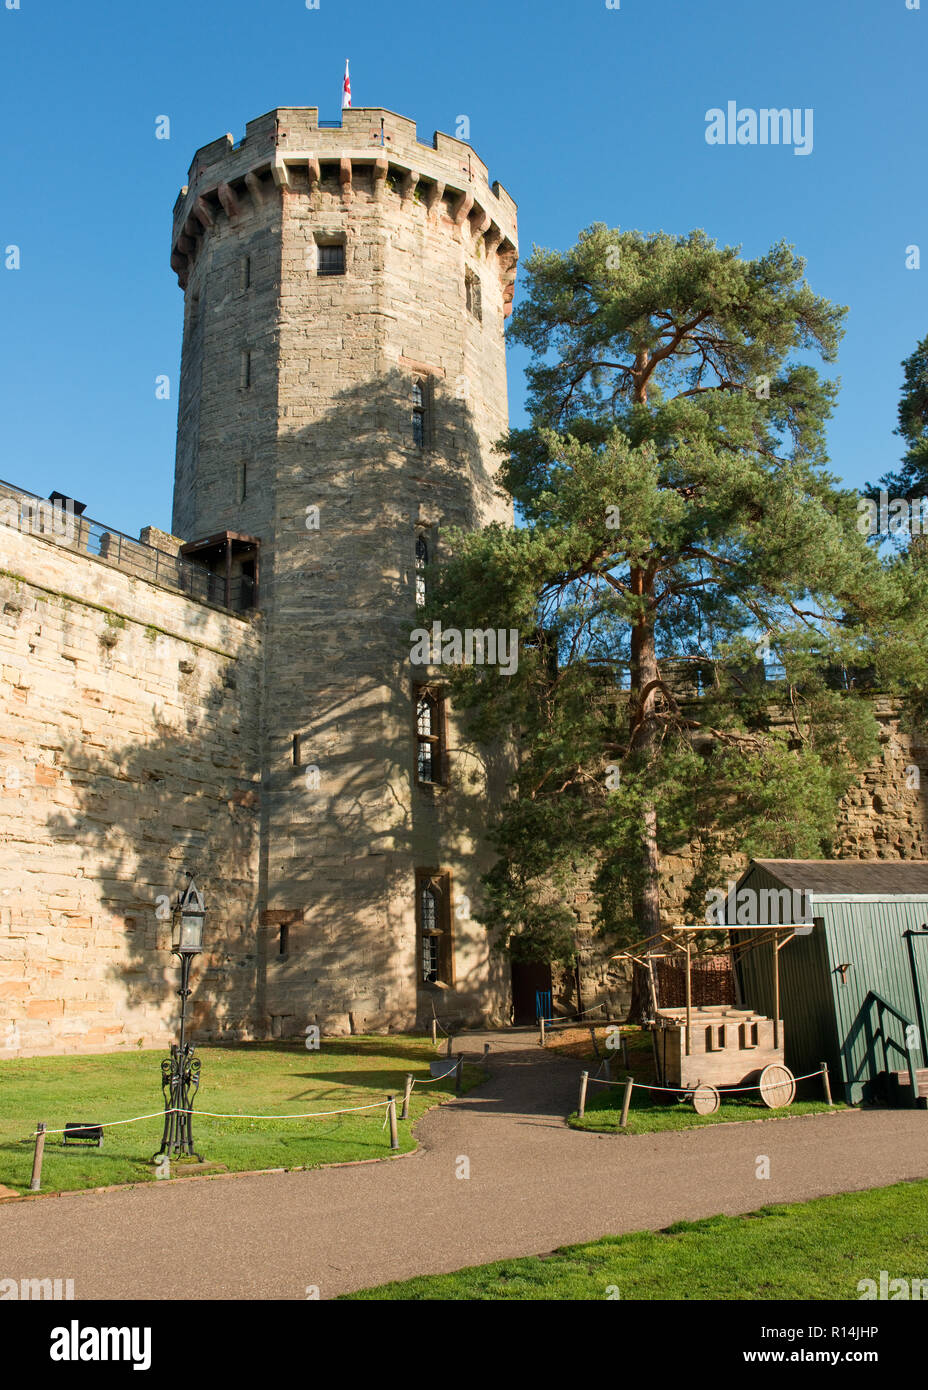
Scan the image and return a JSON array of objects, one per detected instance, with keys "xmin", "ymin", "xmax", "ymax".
[
  {"xmin": 40, "ymin": 608, "xmax": 263, "ymax": 1047},
  {"xmin": 32, "ymin": 365, "xmax": 513, "ymax": 1044},
  {"xmin": 255, "ymin": 366, "xmax": 513, "ymax": 1032}
]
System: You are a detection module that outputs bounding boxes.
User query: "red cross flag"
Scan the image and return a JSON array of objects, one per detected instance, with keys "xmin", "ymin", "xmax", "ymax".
[{"xmin": 342, "ymin": 60, "xmax": 351, "ymax": 110}]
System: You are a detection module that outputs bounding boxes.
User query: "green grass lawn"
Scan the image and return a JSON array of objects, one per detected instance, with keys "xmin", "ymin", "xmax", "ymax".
[
  {"xmin": 549, "ymin": 1025, "xmax": 845, "ymax": 1133},
  {"xmin": 0, "ymin": 1037, "xmax": 480, "ymax": 1196},
  {"xmin": 571, "ymin": 1087, "xmax": 845, "ymax": 1134},
  {"xmin": 345, "ymin": 1178, "xmax": 928, "ymax": 1300}
]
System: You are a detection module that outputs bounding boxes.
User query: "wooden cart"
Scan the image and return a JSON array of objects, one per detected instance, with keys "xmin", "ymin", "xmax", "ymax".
[
  {"xmin": 613, "ymin": 924, "xmax": 805, "ymax": 1112},
  {"xmin": 650, "ymin": 1004, "xmax": 796, "ymax": 1111}
]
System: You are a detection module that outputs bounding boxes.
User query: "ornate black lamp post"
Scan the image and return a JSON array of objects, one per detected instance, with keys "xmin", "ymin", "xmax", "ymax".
[{"xmin": 153, "ymin": 874, "xmax": 206, "ymax": 1162}]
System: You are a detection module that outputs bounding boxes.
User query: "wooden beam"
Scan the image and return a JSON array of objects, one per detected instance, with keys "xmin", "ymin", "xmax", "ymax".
[{"xmin": 260, "ymin": 908, "xmax": 304, "ymax": 926}]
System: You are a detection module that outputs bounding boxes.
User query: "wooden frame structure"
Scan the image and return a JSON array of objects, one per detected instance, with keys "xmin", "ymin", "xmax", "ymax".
[
  {"xmin": 612, "ymin": 923, "xmax": 808, "ymax": 1051},
  {"xmin": 612, "ymin": 925, "xmax": 809, "ymax": 1106}
]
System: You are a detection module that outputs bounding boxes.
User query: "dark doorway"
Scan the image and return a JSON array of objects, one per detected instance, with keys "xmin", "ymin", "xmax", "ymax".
[{"xmin": 510, "ymin": 960, "xmax": 553, "ymax": 1026}]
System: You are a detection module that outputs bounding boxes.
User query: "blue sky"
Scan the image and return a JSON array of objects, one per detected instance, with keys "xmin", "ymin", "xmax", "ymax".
[{"xmin": 1, "ymin": 0, "xmax": 925, "ymax": 537}]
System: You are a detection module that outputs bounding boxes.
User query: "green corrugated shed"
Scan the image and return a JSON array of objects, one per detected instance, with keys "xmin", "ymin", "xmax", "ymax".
[{"xmin": 727, "ymin": 860, "xmax": 928, "ymax": 1104}]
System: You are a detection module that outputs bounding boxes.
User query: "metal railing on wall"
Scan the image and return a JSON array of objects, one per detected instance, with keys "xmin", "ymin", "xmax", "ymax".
[{"xmin": 0, "ymin": 479, "xmax": 255, "ymax": 616}]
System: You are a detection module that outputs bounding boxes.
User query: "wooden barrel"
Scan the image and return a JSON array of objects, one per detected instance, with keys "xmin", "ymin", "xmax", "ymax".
[
  {"xmin": 756, "ymin": 1064, "xmax": 796, "ymax": 1108},
  {"xmin": 691, "ymin": 1084, "xmax": 720, "ymax": 1115}
]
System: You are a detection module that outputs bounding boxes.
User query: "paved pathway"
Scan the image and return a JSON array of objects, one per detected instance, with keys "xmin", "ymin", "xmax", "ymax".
[{"xmin": 2, "ymin": 1031, "xmax": 926, "ymax": 1299}]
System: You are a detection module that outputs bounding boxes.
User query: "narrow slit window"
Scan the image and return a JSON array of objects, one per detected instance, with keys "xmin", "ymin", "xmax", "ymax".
[
  {"xmin": 243, "ymin": 255, "xmax": 252, "ymax": 290},
  {"xmin": 421, "ymin": 885, "xmax": 439, "ymax": 981},
  {"xmin": 292, "ymin": 733, "xmax": 302, "ymax": 766},
  {"xmin": 412, "ymin": 379, "xmax": 426, "ymax": 449},
  {"xmin": 415, "ymin": 534, "xmax": 428, "ymax": 607},
  {"xmin": 241, "ymin": 350, "xmax": 252, "ymax": 389},
  {"xmin": 279, "ymin": 924, "xmax": 289, "ymax": 956},
  {"xmin": 465, "ymin": 268, "xmax": 482, "ymax": 322}
]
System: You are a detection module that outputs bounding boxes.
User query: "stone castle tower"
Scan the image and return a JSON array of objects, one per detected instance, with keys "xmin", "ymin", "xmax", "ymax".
[
  {"xmin": 169, "ymin": 106, "xmax": 519, "ymax": 1034},
  {"xmin": 3, "ymin": 109, "xmax": 926, "ymax": 1059}
]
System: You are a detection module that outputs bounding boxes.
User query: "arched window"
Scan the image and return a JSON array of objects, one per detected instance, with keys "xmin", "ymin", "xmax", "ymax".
[
  {"xmin": 415, "ymin": 533, "xmax": 428, "ymax": 607},
  {"xmin": 412, "ymin": 379, "xmax": 426, "ymax": 448}
]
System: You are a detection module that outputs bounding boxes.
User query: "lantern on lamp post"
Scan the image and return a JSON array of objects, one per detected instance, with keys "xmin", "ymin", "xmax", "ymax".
[{"xmin": 153, "ymin": 873, "xmax": 206, "ymax": 1163}]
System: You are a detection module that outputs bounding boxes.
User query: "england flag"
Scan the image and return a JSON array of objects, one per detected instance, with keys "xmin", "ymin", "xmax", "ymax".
[{"xmin": 342, "ymin": 60, "xmax": 351, "ymax": 110}]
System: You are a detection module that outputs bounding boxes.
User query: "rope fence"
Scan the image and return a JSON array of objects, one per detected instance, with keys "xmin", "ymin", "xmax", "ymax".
[
  {"xmin": 20, "ymin": 1038, "xmax": 839, "ymax": 1194},
  {"xmin": 409, "ymin": 1063, "xmax": 460, "ymax": 1086},
  {"xmin": 23, "ymin": 1048, "xmax": 480, "ymax": 1192},
  {"xmin": 537, "ymin": 1014, "xmax": 627, "ymax": 1057},
  {"xmin": 576, "ymin": 1062, "xmax": 834, "ymax": 1124}
]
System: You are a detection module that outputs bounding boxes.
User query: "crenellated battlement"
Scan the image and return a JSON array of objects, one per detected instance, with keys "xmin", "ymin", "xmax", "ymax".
[{"xmin": 170, "ymin": 106, "xmax": 518, "ymax": 300}]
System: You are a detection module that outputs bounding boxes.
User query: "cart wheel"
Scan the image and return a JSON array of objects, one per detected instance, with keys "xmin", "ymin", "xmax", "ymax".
[
  {"xmin": 757, "ymin": 1064, "xmax": 795, "ymax": 1108},
  {"xmin": 691, "ymin": 1084, "xmax": 720, "ymax": 1115}
]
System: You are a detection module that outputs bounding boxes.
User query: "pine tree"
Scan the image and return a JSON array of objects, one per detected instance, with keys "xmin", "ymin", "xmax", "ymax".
[{"xmin": 430, "ymin": 227, "xmax": 907, "ymax": 979}]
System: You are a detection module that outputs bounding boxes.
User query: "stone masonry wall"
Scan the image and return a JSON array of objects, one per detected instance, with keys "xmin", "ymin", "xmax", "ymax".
[
  {"xmin": 0, "ymin": 522, "xmax": 263, "ymax": 1058},
  {"xmin": 563, "ymin": 698, "xmax": 928, "ymax": 1020}
]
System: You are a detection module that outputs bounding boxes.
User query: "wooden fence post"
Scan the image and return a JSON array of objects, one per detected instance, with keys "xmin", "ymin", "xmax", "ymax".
[
  {"xmin": 578, "ymin": 1071, "xmax": 589, "ymax": 1118},
  {"xmin": 30, "ymin": 1121, "xmax": 47, "ymax": 1192},
  {"xmin": 539, "ymin": 1016, "xmax": 546, "ymax": 1048},
  {"xmin": 388, "ymin": 1096, "xmax": 398, "ymax": 1150},
  {"xmin": 445, "ymin": 1032, "xmax": 453, "ymax": 1058},
  {"xmin": 455, "ymin": 1053, "xmax": 464, "ymax": 1094},
  {"xmin": 620, "ymin": 1076, "xmax": 634, "ymax": 1129},
  {"xmin": 483, "ymin": 1043, "xmax": 491, "ymax": 1066},
  {"xmin": 430, "ymin": 1019, "xmax": 437, "ymax": 1048},
  {"xmin": 401, "ymin": 1073, "xmax": 413, "ymax": 1120},
  {"xmin": 821, "ymin": 1062, "xmax": 833, "ymax": 1107}
]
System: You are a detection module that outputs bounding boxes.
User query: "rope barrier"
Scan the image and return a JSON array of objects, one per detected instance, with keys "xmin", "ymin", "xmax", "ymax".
[
  {"xmin": 179, "ymin": 1101, "xmax": 392, "ymax": 1120},
  {"xmin": 31, "ymin": 1098, "xmax": 393, "ymax": 1137},
  {"xmin": 584, "ymin": 1066, "xmax": 825, "ymax": 1095},
  {"xmin": 430, "ymin": 1004, "xmax": 451, "ymax": 1037},
  {"xmin": 33, "ymin": 1111, "xmax": 175, "ymax": 1137},
  {"xmin": 409, "ymin": 1064, "xmax": 459, "ymax": 1086},
  {"xmin": 30, "ymin": 1049, "xmax": 468, "ymax": 1139},
  {"xmin": 547, "ymin": 1007, "xmax": 620, "ymax": 1025}
]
